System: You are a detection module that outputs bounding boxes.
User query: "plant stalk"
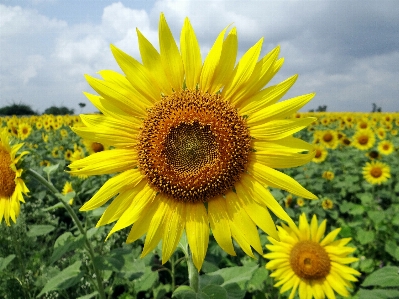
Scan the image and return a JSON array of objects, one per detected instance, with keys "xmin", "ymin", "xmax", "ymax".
[{"xmin": 27, "ymin": 168, "xmax": 106, "ymax": 299}]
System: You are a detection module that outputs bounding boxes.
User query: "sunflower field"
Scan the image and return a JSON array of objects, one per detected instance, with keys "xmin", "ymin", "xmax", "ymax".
[{"xmin": 1, "ymin": 111, "xmax": 398, "ymax": 299}]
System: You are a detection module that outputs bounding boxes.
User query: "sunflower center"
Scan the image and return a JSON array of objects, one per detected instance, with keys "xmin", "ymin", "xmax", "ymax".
[
  {"xmin": 383, "ymin": 144, "xmax": 390, "ymax": 150},
  {"xmin": 290, "ymin": 240, "xmax": 331, "ymax": 280},
  {"xmin": 314, "ymin": 149, "xmax": 322, "ymax": 158},
  {"xmin": 358, "ymin": 135, "xmax": 368, "ymax": 145},
  {"xmin": 91, "ymin": 142, "xmax": 104, "ymax": 153},
  {"xmin": 370, "ymin": 167, "xmax": 382, "ymax": 178},
  {"xmin": 323, "ymin": 133, "xmax": 333, "ymax": 142},
  {"xmin": 0, "ymin": 149, "xmax": 16, "ymax": 198},
  {"xmin": 138, "ymin": 89, "xmax": 251, "ymax": 203}
]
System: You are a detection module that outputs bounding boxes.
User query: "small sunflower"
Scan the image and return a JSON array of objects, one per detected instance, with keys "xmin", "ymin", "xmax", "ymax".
[
  {"xmin": 322, "ymin": 171, "xmax": 334, "ymax": 181},
  {"xmin": 351, "ymin": 129, "xmax": 375, "ymax": 151},
  {"xmin": 377, "ymin": 140, "xmax": 394, "ymax": 155},
  {"xmin": 264, "ymin": 213, "xmax": 360, "ymax": 299},
  {"xmin": 321, "ymin": 198, "xmax": 334, "ymax": 210},
  {"xmin": 69, "ymin": 14, "xmax": 317, "ymax": 270},
  {"xmin": 62, "ymin": 181, "xmax": 75, "ymax": 205},
  {"xmin": 296, "ymin": 198, "xmax": 305, "ymax": 207},
  {"xmin": 0, "ymin": 129, "xmax": 29, "ymax": 225},
  {"xmin": 319, "ymin": 130, "xmax": 338, "ymax": 149},
  {"xmin": 362, "ymin": 161, "xmax": 390, "ymax": 185},
  {"xmin": 18, "ymin": 123, "xmax": 32, "ymax": 140},
  {"xmin": 312, "ymin": 144, "xmax": 328, "ymax": 163}
]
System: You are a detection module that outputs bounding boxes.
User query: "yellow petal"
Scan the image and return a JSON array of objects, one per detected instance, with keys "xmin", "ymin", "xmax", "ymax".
[
  {"xmin": 79, "ymin": 169, "xmax": 143, "ymax": 211},
  {"xmin": 248, "ymin": 161, "xmax": 317, "ymax": 199},
  {"xmin": 310, "ymin": 214, "xmax": 319, "ymax": 242},
  {"xmin": 240, "ymin": 173, "xmax": 294, "ymax": 226},
  {"xmin": 162, "ymin": 200, "xmax": 185, "ymax": 263},
  {"xmin": 320, "ymin": 228, "xmax": 341, "ymax": 246},
  {"xmin": 199, "ymin": 26, "xmax": 229, "ymax": 92},
  {"xmin": 247, "ymin": 93, "xmax": 315, "ymax": 126},
  {"xmin": 208, "ymin": 196, "xmax": 236, "ymax": 256},
  {"xmin": 136, "ymin": 28, "xmax": 172, "ymax": 94},
  {"xmin": 209, "ymin": 27, "xmax": 237, "ymax": 94},
  {"xmin": 252, "ymin": 150, "xmax": 315, "ymax": 169},
  {"xmin": 239, "ymin": 75, "xmax": 298, "ymax": 115},
  {"xmin": 126, "ymin": 199, "xmax": 159, "ymax": 243},
  {"xmin": 110, "ymin": 44, "xmax": 160, "ymax": 103},
  {"xmin": 185, "ymin": 202, "xmax": 209, "ymax": 270},
  {"xmin": 159, "ymin": 13, "xmax": 184, "ymax": 91},
  {"xmin": 106, "ymin": 184, "xmax": 156, "ymax": 238},
  {"xmin": 85, "ymin": 74, "xmax": 149, "ymax": 117},
  {"xmin": 180, "ymin": 17, "xmax": 202, "ymax": 90},
  {"xmin": 222, "ymin": 38, "xmax": 263, "ymax": 102},
  {"xmin": 225, "ymin": 191, "xmax": 263, "ymax": 255},
  {"xmin": 235, "ymin": 181, "xmax": 279, "ymax": 240},
  {"xmin": 250, "ymin": 118, "xmax": 317, "ymax": 141},
  {"xmin": 231, "ymin": 45, "xmax": 280, "ymax": 106},
  {"xmin": 68, "ymin": 149, "xmax": 138, "ymax": 175},
  {"xmin": 253, "ymin": 136, "xmax": 313, "ymax": 153}
]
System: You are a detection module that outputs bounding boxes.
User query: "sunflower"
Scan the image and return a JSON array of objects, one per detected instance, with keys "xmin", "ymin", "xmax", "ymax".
[
  {"xmin": 362, "ymin": 161, "xmax": 391, "ymax": 185},
  {"xmin": 0, "ymin": 129, "xmax": 29, "ymax": 225},
  {"xmin": 18, "ymin": 123, "xmax": 32, "ymax": 140},
  {"xmin": 312, "ymin": 144, "xmax": 328, "ymax": 163},
  {"xmin": 377, "ymin": 140, "xmax": 394, "ymax": 155},
  {"xmin": 321, "ymin": 198, "xmax": 334, "ymax": 210},
  {"xmin": 264, "ymin": 213, "xmax": 360, "ymax": 299},
  {"xmin": 62, "ymin": 181, "xmax": 75, "ymax": 205},
  {"xmin": 69, "ymin": 14, "xmax": 317, "ymax": 270},
  {"xmin": 351, "ymin": 129, "xmax": 375, "ymax": 151},
  {"xmin": 319, "ymin": 130, "xmax": 338, "ymax": 149},
  {"xmin": 322, "ymin": 171, "xmax": 334, "ymax": 181}
]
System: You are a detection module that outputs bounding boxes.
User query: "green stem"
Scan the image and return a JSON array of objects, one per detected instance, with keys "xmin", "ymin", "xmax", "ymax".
[
  {"xmin": 187, "ymin": 247, "xmax": 199, "ymax": 293},
  {"xmin": 27, "ymin": 168, "xmax": 106, "ymax": 299}
]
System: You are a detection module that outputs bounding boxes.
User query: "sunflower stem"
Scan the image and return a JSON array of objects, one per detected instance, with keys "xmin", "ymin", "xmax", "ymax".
[
  {"xmin": 27, "ymin": 168, "xmax": 106, "ymax": 299},
  {"xmin": 187, "ymin": 247, "xmax": 199, "ymax": 293}
]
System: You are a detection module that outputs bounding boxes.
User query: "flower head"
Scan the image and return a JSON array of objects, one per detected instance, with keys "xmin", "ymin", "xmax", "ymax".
[
  {"xmin": 0, "ymin": 129, "xmax": 29, "ymax": 225},
  {"xmin": 69, "ymin": 13, "xmax": 316, "ymax": 270},
  {"xmin": 362, "ymin": 160, "xmax": 390, "ymax": 185},
  {"xmin": 264, "ymin": 213, "xmax": 360, "ymax": 299}
]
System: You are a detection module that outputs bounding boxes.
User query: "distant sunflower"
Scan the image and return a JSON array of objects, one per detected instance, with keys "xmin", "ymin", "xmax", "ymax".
[
  {"xmin": 322, "ymin": 171, "xmax": 334, "ymax": 181},
  {"xmin": 312, "ymin": 144, "xmax": 328, "ymax": 163},
  {"xmin": 18, "ymin": 123, "xmax": 32, "ymax": 140},
  {"xmin": 322, "ymin": 198, "xmax": 334, "ymax": 210},
  {"xmin": 362, "ymin": 161, "xmax": 390, "ymax": 185},
  {"xmin": 0, "ymin": 129, "xmax": 29, "ymax": 225},
  {"xmin": 377, "ymin": 140, "xmax": 394, "ymax": 155},
  {"xmin": 69, "ymin": 14, "xmax": 316, "ymax": 270},
  {"xmin": 351, "ymin": 129, "xmax": 375, "ymax": 150},
  {"xmin": 319, "ymin": 130, "xmax": 338, "ymax": 149},
  {"xmin": 264, "ymin": 213, "xmax": 360, "ymax": 299},
  {"xmin": 62, "ymin": 181, "xmax": 75, "ymax": 205}
]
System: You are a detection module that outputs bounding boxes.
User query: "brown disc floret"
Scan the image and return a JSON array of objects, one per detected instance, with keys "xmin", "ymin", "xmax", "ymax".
[{"xmin": 138, "ymin": 89, "xmax": 251, "ymax": 203}]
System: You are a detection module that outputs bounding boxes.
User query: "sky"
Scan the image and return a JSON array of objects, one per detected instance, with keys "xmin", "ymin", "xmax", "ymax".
[{"xmin": 0, "ymin": 0, "xmax": 398, "ymax": 114}]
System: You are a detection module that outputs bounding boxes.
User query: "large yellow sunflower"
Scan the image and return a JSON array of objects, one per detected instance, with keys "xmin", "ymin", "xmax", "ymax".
[
  {"xmin": 69, "ymin": 14, "xmax": 317, "ymax": 270},
  {"xmin": 0, "ymin": 129, "xmax": 29, "ymax": 225},
  {"xmin": 362, "ymin": 161, "xmax": 391, "ymax": 185},
  {"xmin": 264, "ymin": 213, "xmax": 360, "ymax": 299},
  {"xmin": 351, "ymin": 129, "xmax": 375, "ymax": 151}
]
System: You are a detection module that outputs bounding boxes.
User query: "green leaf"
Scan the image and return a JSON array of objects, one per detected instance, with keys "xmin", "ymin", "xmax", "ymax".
[
  {"xmin": 50, "ymin": 232, "xmax": 85, "ymax": 264},
  {"xmin": 43, "ymin": 202, "xmax": 64, "ymax": 211},
  {"xmin": 43, "ymin": 164, "xmax": 60, "ymax": 176},
  {"xmin": 349, "ymin": 204, "xmax": 365, "ymax": 216},
  {"xmin": 201, "ymin": 285, "xmax": 227, "ymax": 299},
  {"xmin": 76, "ymin": 292, "xmax": 99, "ymax": 299},
  {"xmin": 385, "ymin": 240, "xmax": 399, "ymax": 261},
  {"xmin": 223, "ymin": 283, "xmax": 246, "ymax": 299},
  {"xmin": 27, "ymin": 225, "xmax": 55, "ymax": 237},
  {"xmin": 133, "ymin": 267, "xmax": 158, "ymax": 292},
  {"xmin": 37, "ymin": 261, "xmax": 83, "ymax": 297},
  {"xmin": 356, "ymin": 229, "xmax": 375, "ymax": 245},
  {"xmin": 360, "ymin": 258, "xmax": 375, "ymax": 273},
  {"xmin": 247, "ymin": 267, "xmax": 269, "ymax": 292},
  {"xmin": 362, "ymin": 266, "xmax": 399, "ymax": 288},
  {"xmin": 357, "ymin": 288, "xmax": 399, "ymax": 299},
  {"xmin": 172, "ymin": 286, "xmax": 197, "ymax": 299},
  {"xmin": 0, "ymin": 254, "xmax": 16, "ymax": 271},
  {"xmin": 357, "ymin": 193, "xmax": 373, "ymax": 205},
  {"xmin": 203, "ymin": 266, "xmax": 258, "ymax": 289},
  {"xmin": 368, "ymin": 210, "xmax": 385, "ymax": 224}
]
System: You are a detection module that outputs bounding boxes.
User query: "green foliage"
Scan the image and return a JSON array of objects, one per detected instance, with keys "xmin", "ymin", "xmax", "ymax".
[
  {"xmin": 0, "ymin": 103, "xmax": 37, "ymax": 115},
  {"xmin": 43, "ymin": 106, "xmax": 75, "ymax": 115}
]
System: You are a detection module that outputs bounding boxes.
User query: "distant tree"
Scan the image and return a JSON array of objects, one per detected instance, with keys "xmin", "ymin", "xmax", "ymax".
[
  {"xmin": 371, "ymin": 103, "xmax": 382, "ymax": 112},
  {"xmin": 316, "ymin": 105, "xmax": 327, "ymax": 112},
  {"xmin": 43, "ymin": 106, "xmax": 75, "ymax": 115},
  {"xmin": 308, "ymin": 109, "xmax": 315, "ymax": 112},
  {"xmin": 78, "ymin": 103, "xmax": 86, "ymax": 109},
  {"xmin": 0, "ymin": 103, "xmax": 37, "ymax": 115}
]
